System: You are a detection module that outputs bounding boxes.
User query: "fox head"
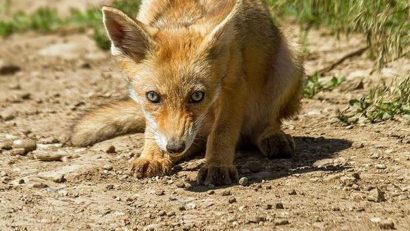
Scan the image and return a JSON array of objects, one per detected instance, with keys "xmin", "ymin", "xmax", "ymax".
[{"xmin": 102, "ymin": 1, "xmax": 242, "ymax": 155}]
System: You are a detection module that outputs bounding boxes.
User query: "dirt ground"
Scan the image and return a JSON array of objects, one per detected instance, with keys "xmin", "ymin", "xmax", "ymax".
[{"xmin": 1, "ymin": 1, "xmax": 410, "ymax": 231}]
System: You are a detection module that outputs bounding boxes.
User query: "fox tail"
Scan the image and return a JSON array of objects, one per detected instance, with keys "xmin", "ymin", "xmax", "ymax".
[{"xmin": 70, "ymin": 100, "xmax": 145, "ymax": 147}]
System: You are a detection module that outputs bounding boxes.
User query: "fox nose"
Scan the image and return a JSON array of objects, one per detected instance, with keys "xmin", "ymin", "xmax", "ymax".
[{"xmin": 166, "ymin": 140, "xmax": 186, "ymax": 154}]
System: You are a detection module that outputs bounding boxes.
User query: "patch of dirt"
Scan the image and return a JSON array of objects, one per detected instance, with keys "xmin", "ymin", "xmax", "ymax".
[{"xmin": 1, "ymin": 7, "xmax": 410, "ymax": 231}]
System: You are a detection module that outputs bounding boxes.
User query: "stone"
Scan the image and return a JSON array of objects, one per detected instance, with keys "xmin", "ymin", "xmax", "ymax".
[
  {"xmin": 106, "ymin": 145, "xmax": 116, "ymax": 154},
  {"xmin": 222, "ymin": 190, "xmax": 231, "ymax": 196},
  {"xmin": 275, "ymin": 219, "xmax": 289, "ymax": 226},
  {"xmin": 0, "ymin": 61, "xmax": 21, "ymax": 75},
  {"xmin": 239, "ymin": 177, "xmax": 249, "ymax": 186},
  {"xmin": 228, "ymin": 197, "xmax": 237, "ymax": 203},
  {"xmin": 379, "ymin": 219, "xmax": 395, "ymax": 229},
  {"xmin": 367, "ymin": 188, "xmax": 385, "ymax": 202},
  {"xmin": 275, "ymin": 202, "xmax": 284, "ymax": 209},
  {"xmin": 0, "ymin": 140, "xmax": 13, "ymax": 150},
  {"xmin": 12, "ymin": 139, "xmax": 37, "ymax": 155},
  {"xmin": 375, "ymin": 164, "xmax": 387, "ymax": 170}
]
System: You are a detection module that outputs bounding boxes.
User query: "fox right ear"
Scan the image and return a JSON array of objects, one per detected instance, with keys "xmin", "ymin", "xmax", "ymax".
[{"xmin": 102, "ymin": 6, "xmax": 156, "ymax": 62}]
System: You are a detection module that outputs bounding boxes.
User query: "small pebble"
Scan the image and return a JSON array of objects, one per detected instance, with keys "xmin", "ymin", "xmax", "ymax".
[
  {"xmin": 288, "ymin": 189, "xmax": 297, "ymax": 195},
  {"xmin": 275, "ymin": 219, "xmax": 289, "ymax": 226},
  {"xmin": 176, "ymin": 182, "xmax": 185, "ymax": 188},
  {"xmin": 375, "ymin": 164, "xmax": 386, "ymax": 170},
  {"xmin": 379, "ymin": 219, "xmax": 395, "ymax": 229},
  {"xmin": 12, "ymin": 139, "xmax": 37, "ymax": 155},
  {"xmin": 222, "ymin": 190, "xmax": 231, "ymax": 196},
  {"xmin": 155, "ymin": 190, "xmax": 165, "ymax": 196},
  {"xmin": 239, "ymin": 177, "xmax": 249, "ymax": 186},
  {"xmin": 106, "ymin": 145, "xmax": 116, "ymax": 154},
  {"xmin": 367, "ymin": 188, "xmax": 385, "ymax": 202},
  {"xmin": 102, "ymin": 164, "xmax": 113, "ymax": 171},
  {"xmin": 228, "ymin": 197, "xmax": 237, "ymax": 203},
  {"xmin": 275, "ymin": 202, "xmax": 284, "ymax": 209},
  {"xmin": 158, "ymin": 210, "xmax": 166, "ymax": 216},
  {"xmin": 265, "ymin": 204, "xmax": 272, "ymax": 210}
]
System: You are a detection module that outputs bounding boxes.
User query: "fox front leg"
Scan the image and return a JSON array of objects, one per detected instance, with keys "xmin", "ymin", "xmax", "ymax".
[{"xmin": 197, "ymin": 86, "xmax": 245, "ymax": 186}]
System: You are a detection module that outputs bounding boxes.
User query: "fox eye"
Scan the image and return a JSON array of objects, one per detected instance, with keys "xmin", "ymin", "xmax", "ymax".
[
  {"xmin": 146, "ymin": 91, "xmax": 160, "ymax": 103},
  {"xmin": 189, "ymin": 91, "xmax": 205, "ymax": 103}
]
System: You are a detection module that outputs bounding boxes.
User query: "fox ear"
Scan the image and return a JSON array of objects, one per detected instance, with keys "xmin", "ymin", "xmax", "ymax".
[
  {"xmin": 102, "ymin": 6, "xmax": 156, "ymax": 62},
  {"xmin": 199, "ymin": 0, "xmax": 242, "ymax": 58}
]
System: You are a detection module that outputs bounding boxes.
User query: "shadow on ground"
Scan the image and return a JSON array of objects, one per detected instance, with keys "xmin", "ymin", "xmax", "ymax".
[{"xmin": 186, "ymin": 136, "xmax": 352, "ymax": 192}]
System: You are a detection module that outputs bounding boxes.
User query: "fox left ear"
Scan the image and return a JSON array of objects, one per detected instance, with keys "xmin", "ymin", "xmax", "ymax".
[
  {"xmin": 199, "ymin": 0, "xmax": 243, "ymax": 58},
  {"xmin": 102, "ymin": 6, "xmax": 157, "ymax": 62}
]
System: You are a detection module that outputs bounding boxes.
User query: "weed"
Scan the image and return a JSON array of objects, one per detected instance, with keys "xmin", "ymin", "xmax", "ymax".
[
  {"xmin": 337, "ymin": 75, "xmax": 410, "ymax": 124},
  {"xmin": 304, "ymin": 74, "xmax": 346, "ymax": 98}
]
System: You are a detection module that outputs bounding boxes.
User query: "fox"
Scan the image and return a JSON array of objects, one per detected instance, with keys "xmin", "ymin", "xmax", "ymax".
[{"xmin": 71, "ymin": 0, "xmax": 304, "ymax": 186}]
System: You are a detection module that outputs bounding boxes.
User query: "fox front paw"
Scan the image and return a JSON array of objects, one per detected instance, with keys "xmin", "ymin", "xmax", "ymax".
[
  {"xmin": 131, "ymin": 157, "xmax": 172, "ymax": 178},
  {"xmin": 197, "ymin": 164, "xmax": 239, "ymax": 186}
]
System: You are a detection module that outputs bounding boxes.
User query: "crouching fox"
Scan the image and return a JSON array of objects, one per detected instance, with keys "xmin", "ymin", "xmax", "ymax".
[{"xmin": 71, "ymin": 0, "xmax": 304, "ymax": 185}]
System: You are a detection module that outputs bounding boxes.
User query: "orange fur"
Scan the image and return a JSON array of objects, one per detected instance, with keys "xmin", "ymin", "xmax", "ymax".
[{"xmin": 71, "ymin": 0, "xmax": 304, "ymax": 185}]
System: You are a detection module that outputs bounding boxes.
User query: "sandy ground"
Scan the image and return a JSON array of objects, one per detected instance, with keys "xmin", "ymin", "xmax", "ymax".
[{"xmin": 0, "ymin": 1, "xmax": 410, "ymax": 231}]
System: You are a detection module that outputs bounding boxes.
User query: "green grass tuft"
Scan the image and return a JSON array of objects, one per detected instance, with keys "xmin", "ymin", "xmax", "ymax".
[
  {"xmin": 337, "ymin": 75, "xmax": 410, "ymax": 124},
  {"xmin": 0, "ymin": 0, "xmax": 141, "ymax": 49},
  {"xmin": 265, "ymin": 0, "xmax": 410, "ymax": 67},
  {"xmin": 303, "ymin": 74, "xmax": 346, "ymax": 98}
]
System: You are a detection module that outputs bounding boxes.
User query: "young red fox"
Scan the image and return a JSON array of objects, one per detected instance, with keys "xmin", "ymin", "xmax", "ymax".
[{"xmin": 71, "ymin": 0, "xmax": 304, "ymax": 186}]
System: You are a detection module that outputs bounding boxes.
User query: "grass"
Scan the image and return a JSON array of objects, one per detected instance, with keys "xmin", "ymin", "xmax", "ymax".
[
  {"xmin": 0, "ymin": 0, "xmax": 141, "ymax": 49},
  {"xmin": 303, "ymin": 74, "xmax": 346, "ymax": 98},
  {"xmin": 265, "ymin": 0, "xmax": 410, "ymax": 67},
  {"xmin": 0, "ymin": 0, "xmax": 408, "ymax": 63},
  {"xmin": 337, "ymin": 75, "xmax": 410, "ymax": 124}
]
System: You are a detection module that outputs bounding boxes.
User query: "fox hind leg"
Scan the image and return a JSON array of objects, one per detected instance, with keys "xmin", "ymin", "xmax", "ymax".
[{"xmin": 255, "ymin": 126, "xmax": 295, "ymax": 159}]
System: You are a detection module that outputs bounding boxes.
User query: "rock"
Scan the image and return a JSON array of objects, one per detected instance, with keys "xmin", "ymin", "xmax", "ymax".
[
  {"xmin": 155, "ymin": 190, "xmax": 165, "ymax": 196},
  {"xmin": 222, "ymin": 190, "xmax": 231, "ymax": 196},
  {"xmin": 370, "ymin": 153, "xmax": 380, "ymax": 159},
  {"xmin": 274, "ymin": 219, "xmax": 289, "ymax": 226},
  {"xmin": 11, "ymin": 148, "xmax": 26, "ymax": 156},
  {"xmin": 0, "ymin": 61, "xmax": 21, "ymax": 75},
  {"xmin": 352, "ymin": 142, "xmax": 364, "ymax": 149},
  {"xmin": 186, "ymin": 202, "xmax": 196, "ymax": 209},
  {"xmin": 31, "ymin": 182, "xmax": 49, "ymax": 189},
  {"xmin": 239, "ymin": 177, "xmax": 249, "ymax": 186},
  {"xmin": 313, "ymin": 159, "xmax": 334, "ymax": 168},
  {"xmin": 248, "ymin": 216, "xmax": 265, "ymax": 223},
  {"xmin": 367, "ymin": 188, "xmax": 385, "ymax": 202},
  {"xmin": 0, "ymin": 108, "xmax": 17, "ymax": 121},
  {"xmin": 340, "ymin": 176, "xmax": 356, "ymax": 186},
  {"xmin": 379, "ymin": 219, "xmax": 395, "ymax": 229},
  {"xmin": 144, "ymin": 224, "xmax": 161, "ymax": 231},
  {"xmin": 228, "ymin": 197, "xmax": 237, "ymax": 203},
  {"xmin": 0, "ymin": 140, "xmax": 13, "ymax": 150},
  {"xmin": 176, "ymin": 181, "xmax": 185, "ymax": 188},
  {"xmin": 288, "ymin": 189, "xmax": 297, "ymax": 195},
  {"xmin": 158, "ymin": 210, "xmax": 166, "ymax": 216},
  {"xmin": 106, "ymin": 145, "xmax": 116, "ymax": 154},
  {"xmin": 275, "ymin": 202, "xmax": 284, "ymax": 209},
  {"xmin": 265, "ymin": 204, "xmax": 272, "ymax": 210},
  {"xmin": 38, "ymin": 172, "xmax": 66, "ymax": 183},
  {"xmin": 375, "ymin": 164, "xmax": 387, "ymax": 169},
  {"xmin": 167, "ymin": 211, "xmax": 175, "ymax": 217},
  {"xmin": 34, "ymin": 152, "xmax": 66, "ymax": 162},
  {"xmin": 12, "ymin": 139, "xmax": 37, "ymax": 155},
  {"xmin": 370, "ymin": 217, "xmax": 382, "ymax": 223},
  {"xmin": 102, "ymin": 164, "xmax": 113, "ymax": 171}
]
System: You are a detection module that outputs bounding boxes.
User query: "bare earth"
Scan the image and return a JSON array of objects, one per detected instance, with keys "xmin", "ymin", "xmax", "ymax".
[{"xmin": 0, "ymin": 2, "xmax": 410, "ymax": 231}]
